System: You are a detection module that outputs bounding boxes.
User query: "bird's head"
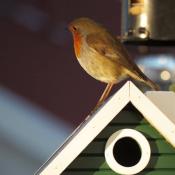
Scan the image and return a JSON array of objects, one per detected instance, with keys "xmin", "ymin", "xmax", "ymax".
[
  {"xmin": 68, "ymin": 17, "xmax": 105, "ymax": 57},
  {"xmin": 68, "ymin": 17, "xmax": 104, "ymax": 37}
]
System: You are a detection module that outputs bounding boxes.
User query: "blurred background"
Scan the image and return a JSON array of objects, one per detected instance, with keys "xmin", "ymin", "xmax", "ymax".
[{"xmin": 0, "ymin": 0, "xmax": 175, "ymax": 174}]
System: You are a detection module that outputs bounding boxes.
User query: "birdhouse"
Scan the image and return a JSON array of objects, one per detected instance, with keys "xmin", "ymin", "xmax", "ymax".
[{"xmin": 36, "ymin": 81, "xmax": 175, "ymax": 175}]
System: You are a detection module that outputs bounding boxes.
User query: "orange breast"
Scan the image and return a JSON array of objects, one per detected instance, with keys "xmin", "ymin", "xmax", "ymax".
[{"xmin": 73, "ymin": 31, "xmax": 82, "ymax": 58}]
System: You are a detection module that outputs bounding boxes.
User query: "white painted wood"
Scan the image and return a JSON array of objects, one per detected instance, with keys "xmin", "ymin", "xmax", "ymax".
[
  {"xmin": 146, "ymin": 91, "xmax": 175, "ymax": 124},
  {"xmin": 36, "ymin": 81, "xmax": 175, "ymax": 175},
  {"xmin": 105, "ymin": 129, "xmax": 151, "ymax": 175},
  {"xmin": 37, "ymin": 82, "xmax": 130, "ymax": 175},
  {"xmin": 130, "ymin": 82, "xmax": 175, "ymax": 147}
]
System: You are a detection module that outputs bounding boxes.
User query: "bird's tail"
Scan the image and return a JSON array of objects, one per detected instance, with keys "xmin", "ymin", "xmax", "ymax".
[
  {"xmin": 126, "ymin": 69, "xmax": 160, "ymax": 90},
  {"xmin": 143, "ymin": 77, "xmax": 160, "ymax": 90}
]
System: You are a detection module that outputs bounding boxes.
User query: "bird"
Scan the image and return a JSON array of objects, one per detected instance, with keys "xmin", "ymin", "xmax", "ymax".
[{"xmin": 68, "ymin": 17, "xmax": 159, "ymax": 110}]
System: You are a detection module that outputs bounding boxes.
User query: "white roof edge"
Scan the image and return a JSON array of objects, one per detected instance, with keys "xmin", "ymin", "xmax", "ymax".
[
  {"xmin": 36, "ymin": 81, "xmax": 130, "ymax": 175},
  {"xmin": 129, "ymin": 81, "xmax": 175, "ymax": 147},
  {"xmin": 35, "ymin": 81, "xmax": 175, "ymax": 175}
]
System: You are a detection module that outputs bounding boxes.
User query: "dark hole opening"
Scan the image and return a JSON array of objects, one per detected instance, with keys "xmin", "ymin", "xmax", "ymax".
[{"xmin": 113, "ymin": 137, "xmax": 141, "ymax": 167}]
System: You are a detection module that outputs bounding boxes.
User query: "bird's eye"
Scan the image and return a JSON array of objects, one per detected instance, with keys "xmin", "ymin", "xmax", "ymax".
[{"xmin": 72, "ymin": 26, "xmax": 77, "ymax": 31}]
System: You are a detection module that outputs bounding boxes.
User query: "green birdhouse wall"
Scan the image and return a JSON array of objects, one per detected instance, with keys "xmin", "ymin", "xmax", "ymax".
[
  {"xmin": 63, "ymin": 103, "xmax": 175, "ymax": 175},
  {"xmin": 35, "ymin": 82, "xmax": 175, "ymax": 175}
]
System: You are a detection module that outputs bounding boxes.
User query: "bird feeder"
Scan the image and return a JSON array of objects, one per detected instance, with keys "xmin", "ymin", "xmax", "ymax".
[{"xmin": 121, "ymin": 0, "xmax": 175, "ymax": 45}]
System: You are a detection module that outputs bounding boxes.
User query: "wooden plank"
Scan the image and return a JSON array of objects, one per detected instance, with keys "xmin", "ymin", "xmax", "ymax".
[
  {"xmin": 62, "ymin": 171, "xmax": 118, "ymax": 175},
  {"xmin": 155, "ymin": 140, "xmax": 175, "ymax": 154},
  {"xmin": 62, "ymin": 171, "xmax": 117, "ymax": 175},
  {"xmin": 97, "ymin": 125, "xmax": 163, "ymax": 139},
  {"xmin": 68, "ymin": 155, "xmax": 175, "ymax": 169},
  {"xmin": 151, "ymin": 155, "xmax": 175, "ymax": 169},
  {"xmin": 135, "ymin": 125, "xmax": 163, "ymax": 139},
  {"xmin": 62, "ymin": 170, "xmax": 175, "ymax": 175},
  {"xmin": 83, "ymin": 139, "xmax": 175, "ymax": 154},
  {"xmin": 140, "ymin": 170, "xmax": 175, "ymax": 175},
  {"xmin": 112, "ymin": 110, "xmax": 147, "ymax": 124}
]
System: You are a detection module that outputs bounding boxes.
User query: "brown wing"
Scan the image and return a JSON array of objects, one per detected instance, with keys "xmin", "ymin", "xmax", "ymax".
[
  {"xmin": 86, "ymin": 32, "xmax": 123, "ymax": 62},
  {"xmin": 86, "ymin": 32, "xmax": 159, "ymax": 90},
  {"xmin": 86, "ymin": 32, "xmax": 147, "ymax": 79}
]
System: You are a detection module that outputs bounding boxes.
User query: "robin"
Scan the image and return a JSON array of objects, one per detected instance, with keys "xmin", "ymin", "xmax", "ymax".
[{"xmin": 68, "ymin": 17, "xmax": 159, "ymax": 109}]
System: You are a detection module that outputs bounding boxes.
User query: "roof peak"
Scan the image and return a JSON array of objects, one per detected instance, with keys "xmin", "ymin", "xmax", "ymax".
[{"xmin": 36, "ymin": 81, "xmax": 175, "ymax": 175}]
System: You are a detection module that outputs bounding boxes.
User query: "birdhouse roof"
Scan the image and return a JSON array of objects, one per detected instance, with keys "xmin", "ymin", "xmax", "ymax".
[{"xmin": 36, "ymin": 81, "xmax": 175, "ymax": 175}]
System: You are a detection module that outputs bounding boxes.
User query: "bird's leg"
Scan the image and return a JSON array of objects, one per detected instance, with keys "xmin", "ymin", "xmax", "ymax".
[{"xmin": 92, "ymin": 83, "xmax": 114, "ymax": 112}]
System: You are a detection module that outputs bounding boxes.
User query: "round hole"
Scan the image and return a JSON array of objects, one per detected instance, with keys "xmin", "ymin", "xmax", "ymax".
[
  {"xmin": 113, "ymin": 137, "xmax": 141, "ymax": 167},
  {"xmin": 105, "ymin": 129, "xmax": 151, "ymax": 175}
]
